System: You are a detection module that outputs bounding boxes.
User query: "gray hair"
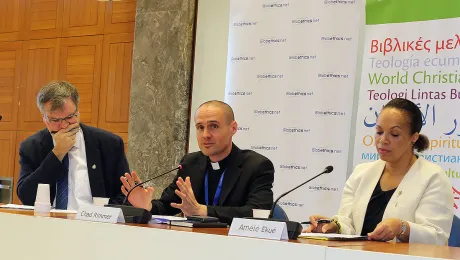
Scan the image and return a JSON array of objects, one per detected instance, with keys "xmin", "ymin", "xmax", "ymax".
[{"xmin": 37, "ymin": 81, "xmax": 80, "ymax": 113}]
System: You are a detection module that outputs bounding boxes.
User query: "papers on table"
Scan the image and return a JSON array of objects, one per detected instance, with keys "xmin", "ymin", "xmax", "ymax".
[
  {"xmin": 51, "ymin": 209, "xmax": 78, "ymax": 214},
  {"xmin": 0, "ymin": 204, "xmax": 78, "ymax": 214},
  {"xmin": 298, "ymin": 233, "xmax": 368, "ymax": 241},
  {"xmin": 150, "ymin": 215, "xmax": 187, "ymax": 224},
  {"xmin": 0, "ymin": 204, "xmax": 34, "ymax": 210}
]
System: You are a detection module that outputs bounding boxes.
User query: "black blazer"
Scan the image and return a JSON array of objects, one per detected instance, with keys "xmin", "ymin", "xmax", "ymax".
[
  {"xmin": 151, "ymin": 144, "xmax": 275, "ymax": 224},
  {"xmin": 17, "ymin": 123, "xmax": 129, "ymax": 206}
]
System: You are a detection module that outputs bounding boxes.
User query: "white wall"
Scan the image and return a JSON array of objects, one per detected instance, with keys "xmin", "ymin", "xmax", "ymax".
[
  {"xmin": 189, "ymin": 1, "xmax": 365, "ymax": 178},
  {"xmin": 188, "ymin": 0, "xmax": 231, "ymax": 153}
]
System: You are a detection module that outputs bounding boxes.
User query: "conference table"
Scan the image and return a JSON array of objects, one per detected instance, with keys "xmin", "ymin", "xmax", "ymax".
[{"xmin": 0, "ymin": 207, "xmax": 459, "ymax": 260}]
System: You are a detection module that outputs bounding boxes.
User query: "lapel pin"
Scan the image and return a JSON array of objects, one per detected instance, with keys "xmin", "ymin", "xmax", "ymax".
[{"xmin": 92, "ymin": 164, "xmax": 96, "ymax": 170}]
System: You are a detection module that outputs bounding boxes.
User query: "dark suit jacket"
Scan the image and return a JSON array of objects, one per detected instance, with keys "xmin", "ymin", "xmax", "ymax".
[
  {"xmin": 17, "ymin": 123, "xmax": 129, "ymax": 206},
  {"xmin": 151, "ymin": 144, "xmax": 274, "ymax": 224}
]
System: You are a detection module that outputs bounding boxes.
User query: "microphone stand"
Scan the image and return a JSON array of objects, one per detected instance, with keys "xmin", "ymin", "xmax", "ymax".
[
  {"xmin": 249, "ymin": 166, "xmax": 333, "ymax": 239},
  {"xmin": 269, "ymin": 167, "xmax": 332, "ymax": 218}
]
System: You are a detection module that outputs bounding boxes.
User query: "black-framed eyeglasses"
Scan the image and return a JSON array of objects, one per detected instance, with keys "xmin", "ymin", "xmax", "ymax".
[{"xmin": 45, "ymin": 110, "xmax": 79, "ymax": 125}]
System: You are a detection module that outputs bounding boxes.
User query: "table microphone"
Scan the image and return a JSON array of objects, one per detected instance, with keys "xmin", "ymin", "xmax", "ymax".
[
  {"xmin": 106, "ymin": 165, "xmax": 183, "ymax": 224},
  {"xmin": 254, "ymin": 166, "xmax": 333, "ymax": 239}
]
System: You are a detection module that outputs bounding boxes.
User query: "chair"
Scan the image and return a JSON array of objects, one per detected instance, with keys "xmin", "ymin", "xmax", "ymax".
[
  {"xmin": 0, "ymin": 177, "xmax": 13, "ymax": 204},
  {"xmin": 272, "ymin": 204, "xmax": 289, "ymax": 220},
  {"xmin": 449, "ymin": 215, "xmax": 460, "ymax": 247},
  {"xmin": 271, "ymin": 204, "xmax": 304, "ymax": 239}
]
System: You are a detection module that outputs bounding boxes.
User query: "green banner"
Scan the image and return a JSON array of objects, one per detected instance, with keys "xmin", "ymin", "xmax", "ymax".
[{"xmin": 366, "ymin": 0, "xmax": 460, "ymax": 25}]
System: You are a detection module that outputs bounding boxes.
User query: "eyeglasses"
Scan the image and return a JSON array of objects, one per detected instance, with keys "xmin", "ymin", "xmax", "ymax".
[{"xmin": 45, "ymin": 110, "xmax": 79, "ymax": 125}]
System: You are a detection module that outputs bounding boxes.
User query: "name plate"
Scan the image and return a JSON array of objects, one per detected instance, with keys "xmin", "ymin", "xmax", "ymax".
[
  {"xmin": 228, "ymin": 218, "xmax": 288, "ymax": 240},
  {"xmin": 75, "ymin": 206, "xmax": 125, "ymax": 224}
]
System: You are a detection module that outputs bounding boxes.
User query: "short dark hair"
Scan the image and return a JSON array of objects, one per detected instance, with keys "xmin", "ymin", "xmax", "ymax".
[
  {"xmin": 196, "ymin": 100, "xmax": 235, "ymax": 124},
  {"xmin": 383, "ymin": 98, "xmax": 429, "ymax": 152},
  {"xmin": 37, "ymin": 81, "xmax": 79, "ymax": 113}
]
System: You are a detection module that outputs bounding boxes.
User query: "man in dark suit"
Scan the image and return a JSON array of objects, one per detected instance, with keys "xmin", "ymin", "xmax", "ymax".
[
  {"xmin": 17, "ymin": 81, "xmax": 128, "ymax": 209},
  {"xmin": 121, "ymin": 101, "xmax": 274, "ymax": 224}
]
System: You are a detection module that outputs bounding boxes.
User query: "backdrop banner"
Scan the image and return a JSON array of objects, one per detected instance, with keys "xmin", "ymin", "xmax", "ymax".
[
  {"xmin": 225, "ymin": 0, "xmax": 361, "ymax": 220},
  {"xmin": 353, "ymin": 0, "xmax": 460, "ymax": 217}
]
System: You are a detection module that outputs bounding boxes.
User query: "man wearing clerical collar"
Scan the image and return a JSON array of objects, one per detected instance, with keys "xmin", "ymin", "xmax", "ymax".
[{"xmin": 121, "ymin": 100, "xmax": 274, "ymax": 224}]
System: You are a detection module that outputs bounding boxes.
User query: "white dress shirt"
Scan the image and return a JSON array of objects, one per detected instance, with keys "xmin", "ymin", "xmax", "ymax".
[{"xmin": 53, "ymin": 129, "xmax": 93, "ymax": 210}]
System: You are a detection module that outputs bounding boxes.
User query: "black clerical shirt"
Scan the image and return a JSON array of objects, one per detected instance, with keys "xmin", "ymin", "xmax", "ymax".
[{"xmin": 199, "ymin": 150, "xmax": 232, "ymax": 205}]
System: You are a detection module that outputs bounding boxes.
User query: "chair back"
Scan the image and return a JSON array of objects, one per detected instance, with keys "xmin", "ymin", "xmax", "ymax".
[
  {"xmin": 272, "ymin": 204, "xmax": 288, "ymax": 220},
  {"xmin": 449, "ymin": 215, "xmax": 460, "ymax": 247},
  {"xmin": 0, "ymin": 177, "xmax": 13, "ymax": 204}
]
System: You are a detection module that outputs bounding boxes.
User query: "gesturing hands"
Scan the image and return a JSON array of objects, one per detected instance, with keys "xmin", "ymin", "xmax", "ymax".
[
  {"xmin": 171, "ymin": 177, "xmax": 207, "ymax": 217},
  {"xmin": 120, "ymin": 174, "xmax": 207, "ymax": 217},
  {"xmin": 121, "ymin": 171, "xmax": 154, "ymax": 211}
]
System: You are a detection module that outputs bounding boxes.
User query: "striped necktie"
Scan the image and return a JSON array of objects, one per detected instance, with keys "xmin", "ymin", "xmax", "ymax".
[{"xmin": 56, "ymin": 154, "xmax": 69, "ymax": 210}]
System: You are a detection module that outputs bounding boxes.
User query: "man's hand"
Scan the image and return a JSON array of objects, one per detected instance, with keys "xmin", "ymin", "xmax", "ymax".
[
  {"xmin": 171, "ymin": 177, "xmax": 207, "ymax": 216},
  {"xmin": 120, "ymin": 171, "xmax": 154, "ymax": 211},
  {"xmin": 52, "ymin": 123, "xmax": 79, "ymax": 161}
]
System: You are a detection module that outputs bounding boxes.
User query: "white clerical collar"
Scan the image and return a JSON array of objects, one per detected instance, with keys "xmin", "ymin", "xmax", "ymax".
[{"xmin": 211, "ymin": 162, "xmax": 220, "ymax": 170}]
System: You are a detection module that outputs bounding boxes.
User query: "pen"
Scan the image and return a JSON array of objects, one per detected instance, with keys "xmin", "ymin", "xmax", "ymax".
[{"xmin": 301, "ymin": 219, "xmax": 333, "ymax": 225}]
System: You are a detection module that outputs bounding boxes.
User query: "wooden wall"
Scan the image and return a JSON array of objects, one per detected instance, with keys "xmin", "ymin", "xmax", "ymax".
[{"xmin": 0, "ymin": 0, "xmax": 136, "ymax": 204}]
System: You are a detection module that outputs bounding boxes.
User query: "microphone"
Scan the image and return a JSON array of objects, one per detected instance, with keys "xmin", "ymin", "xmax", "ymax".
[
  {"xmin": 122, "ymin": 165, "xmax": 182, "ymax": 205},
  {"xmin": 268, "ymin": 165, "xmax": 333, "ymax": 218},
  {"xmin": 251, "ymin": 166, "xmax": 333, "ymax": 239},
  {"xmin": 106, "ymin": 165, "xmax": 183, "ymax": 224}
]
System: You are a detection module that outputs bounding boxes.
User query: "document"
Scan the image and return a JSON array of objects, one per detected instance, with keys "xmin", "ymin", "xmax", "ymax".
[
  {"xmin": 298, "ymin": 233, "xmax": 368, "ymax": 241},
  {"xmin": 169, "ymin": 220, "xmax": 227, "ymax": 228},
  {"xmin": 51, "ymin": 209, "xmax": 78, "ymax": 214},
  {"xmin": 0, "ymin": 204, "xmax": 34, "ymax": 210},
  {"xmin": 150, "ymin": 215, "xmax": 187, "ymax": 224},
  {"xmin": 0, "ymin": 204, "xmax": 77, "ymax": 214}
]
